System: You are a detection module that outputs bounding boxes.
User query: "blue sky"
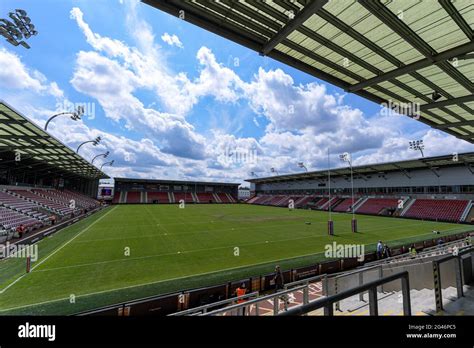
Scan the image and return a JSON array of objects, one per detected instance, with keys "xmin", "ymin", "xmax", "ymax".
[{"xmin": 1, "ymin": 0, "xmax": 472, "ymax": 184}]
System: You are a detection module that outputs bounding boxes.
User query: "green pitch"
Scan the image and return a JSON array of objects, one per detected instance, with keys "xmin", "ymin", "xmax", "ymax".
[{"xmin": 0, "ymin": 204, "xmax": 470, "ymax": 315}]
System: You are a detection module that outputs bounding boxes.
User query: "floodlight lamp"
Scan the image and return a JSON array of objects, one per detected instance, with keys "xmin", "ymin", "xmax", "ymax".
[{"xmin": 431, "ymin": 91, "xmax": 442, "ymax": 102}]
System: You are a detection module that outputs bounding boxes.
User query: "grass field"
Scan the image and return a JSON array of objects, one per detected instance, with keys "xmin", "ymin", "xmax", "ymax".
[{"xmin": 0, "ymin": 204, "xmax": 471, "ymax": 315}]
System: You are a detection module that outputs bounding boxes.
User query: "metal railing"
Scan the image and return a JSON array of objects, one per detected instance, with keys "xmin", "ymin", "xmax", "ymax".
[
  {"xmin": 328, "ymin": 265, "xmax": 383, "ymax": 311},
  {"xmin": 432, "ymin": 245, "xmax": 473, "ymax": 312},
  {"xmin": 278, "ymin": 271, "xmax": 411, "ymax": 316},
  {"xmin": 364, "ymin": 235, "xmax": 472, "ymax": 267},
  {"xmin": 169, "ymin": 291, "xmax": 259, "ymax": 316},
  {"xmin": 201, "ymin": 284, "xmax": 309, "ymax": 316}
]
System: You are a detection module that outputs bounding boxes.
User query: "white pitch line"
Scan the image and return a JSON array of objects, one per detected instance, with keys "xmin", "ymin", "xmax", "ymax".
[{"xmin": 0, "ymin": 207, "xmax": 117, "ymax": 294}]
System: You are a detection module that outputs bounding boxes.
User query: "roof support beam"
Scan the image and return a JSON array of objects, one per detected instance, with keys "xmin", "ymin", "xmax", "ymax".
[
  {"xmin": 439, "ymin": 0, "xmax": 473, "ymax": 41},
  {"xmin": 420, "ymin": 95, "xmax": 474, "ymax": 111},
  {"xmin": 433, "ymin": 120, "xmax": 474, "ymax": 130},
  {"xmin": 347, "ymin": 41, "xmax": 474, "ymax": 92},
  {"xmin": 392, "ymin": 164, "xmax": 412, "ymax": 179},
  {"xmin": 359, "ymin": 0, "xmax": 474, "ymax": 93},
  {"xmin": 261, "ymin": 0, "xmax": 328, "ymax": 55}
]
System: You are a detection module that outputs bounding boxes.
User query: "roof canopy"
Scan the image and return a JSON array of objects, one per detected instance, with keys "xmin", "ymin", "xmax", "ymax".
[
  {"xmin": 144, "ymin": 0, "xmax": 474, "ymax": 142},
  {"xmin": 0, "ymin": 100, "xmax": 108, "ymax": 180},
  {"xmin": 114, "ymin": 177, "xmax": 240, "ymax": 187},
  {"xmin": 246, "ymin": 152, "xmax": 474, "ymax": 184}
]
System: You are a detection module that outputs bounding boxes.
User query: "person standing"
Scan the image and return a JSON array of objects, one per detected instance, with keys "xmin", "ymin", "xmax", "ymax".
[
  {"xmin": 273, "ymin": 265, "xmax": 289, "ymax": 311},
  {"xmin": 376, "ymin": 240, "xmax": 383, "ymax": 259},
  {"xmin": 235, "ymin": 283, "xmax": 247, "ymax": 316}
]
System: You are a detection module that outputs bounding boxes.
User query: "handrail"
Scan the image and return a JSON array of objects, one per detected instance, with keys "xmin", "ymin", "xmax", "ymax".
[
  {"xmin": 168, "ymin": 291, "xmax": 259, "ymax": 316},
  {"xmin": 284, "ymin": 274, "xmax": 326, "ymax": 289},
  {"xmin": 202, "ymin": 284, "xmax": 309, "ymax": 316},
  {"xmin": 363, "ymin": 236, "xmax": 471, "ymax": 267},
  {"xmin": 432, "ymin": 245, "xmax": 473, "ymax": 311},
  {"xmin": 278, "ymin": 271, "xmax": 411, "ymax": 316}
]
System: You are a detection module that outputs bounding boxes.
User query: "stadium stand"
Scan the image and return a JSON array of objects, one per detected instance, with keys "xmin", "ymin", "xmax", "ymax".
[
  {"xmin": 294, "ymin": 195, "xmax": 316, "ymax": 207},
  {"xmin": 217, "ymin": 193, "xmax": 232, "ymax": 203},
  {"xmin": 147, "ymin": 192, "xmax": 170, "ymax": 203},
  {"xmin": 333, "ymin": 198, "xmax": 355, "ymax": 212},
  {"xmin": 196, "ymin": 192, "xmax": 215, "ymax": 203},
  {"xmin": 125, "ymin": 192, "xmax": 141, "ymax": 204},
  {"xmin": 8, "ymin": 189, "xmax": 74, "ymax": 216},
  {"xmin": 356, "ymin": 198, "xmax": 399, "ymax": 215},
  {"xmin": 173, "ymin": 193, "xmax": 195, "ymax": 203},
  {"xmin": 0, "ymin": 207, "xmax": 43, "ymax": 231},
  {"xmin": 0, "ymin": 190, "xmax": 48, "ymax": 219},
  {"xmin": 112, "ymin": 192, "xmax": 121, "ymax": 204},
  {"xmin": 404, "ymin": 199, "xmax": 470, "ymax": 223}
]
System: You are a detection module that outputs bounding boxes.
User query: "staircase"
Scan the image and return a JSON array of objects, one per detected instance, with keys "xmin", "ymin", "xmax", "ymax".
[
  {"xmin": 461, "ymin": 201, "xmax": 473, "ymax": 222},
  {"xmin": 353, "ymin": 197, "xmax": 368, "ymax": 212}
]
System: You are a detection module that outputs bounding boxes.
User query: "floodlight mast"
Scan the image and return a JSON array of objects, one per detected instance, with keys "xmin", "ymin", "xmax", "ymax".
[
  {"xmin": 100, "ymin": 160, "xmax": 114, "ymax": 171},
  {"xmin": 270, "ymin": 167, "xmax": 279, "ymax": 176},
  {"xmin": 91, "ymin": 151, "xmax": 110, "ymax": 164},
  {"xmin": 0, "ymin": 9, "xmax": 37, "ymax": 48},
  {"xmin": 298, "ymin": 162, "xmax": 308, "ymax": 172},
  {"xmin": 409, "ymin": 140, "xmax": 425, "ymax": 157},
  {"xmin": 76, "ymin": 136, "xmax": 101, "ymax": 154},
  {"xmin": 44, "ymin": 106, "xmax": 84, "ymax": 131}
]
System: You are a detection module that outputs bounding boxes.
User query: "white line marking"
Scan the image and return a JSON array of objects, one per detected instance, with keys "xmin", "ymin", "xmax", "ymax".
[{"xmin": 0, "ymin": 207, "xmax": 117, "ymax": 294}]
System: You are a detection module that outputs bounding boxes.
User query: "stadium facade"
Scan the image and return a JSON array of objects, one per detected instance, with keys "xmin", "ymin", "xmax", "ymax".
[{"xmin": 247, "ymin": 153, "xmax": 474, "ymax": 196}]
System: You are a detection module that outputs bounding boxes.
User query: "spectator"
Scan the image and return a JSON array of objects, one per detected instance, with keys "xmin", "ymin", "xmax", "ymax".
[
  {"xmin": 409, "ymin": 244, "xmax": 417, "ymax": 257},
  {"xmin": 235, "ymin": 283, "xmax": 247, "ymax": 316},
  {"xmin": 16, "ymin": 224, "xmax": 26, "ymax": 239},
  {"xmin": 50, "ymin": 214, "xmax": 57, "ymax": 225},
  {"xmin": 382, "ymin": 244, "xmax": 391, "ymax": 258},
  {"xmin": 273, "ymin": 265, "xmax": 289, "ymax": 311},
  {"xmin": 376, "ymin": 240, "xmax": 383, "ymax": 259}
]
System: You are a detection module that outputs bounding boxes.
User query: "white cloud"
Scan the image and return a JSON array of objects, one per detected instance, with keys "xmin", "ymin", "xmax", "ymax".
[
  {"xmin": 161, "ymin": 33, "xmax": 183, "ymax": 48},
  {"xmin": 0, "ymin": 47, "xmax": 64, "ymax": 98}
]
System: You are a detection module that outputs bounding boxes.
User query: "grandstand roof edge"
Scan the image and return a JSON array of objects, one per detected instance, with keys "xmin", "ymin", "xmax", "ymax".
[
  {"xmin": 0, "ymin": 99, "xmax": 109, "ymax": 180},
  {"xmin": 113, "ymin": 177, "xmax": 241, "ymax": 186},
  {"xmin": 246, "ymin": 152, "xmax": 474, "ymax": 184}
]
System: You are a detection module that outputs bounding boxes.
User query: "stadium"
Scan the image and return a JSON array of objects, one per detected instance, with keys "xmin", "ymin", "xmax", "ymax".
[{"xmin": 0, "ymin": 0, "xmax": 474, "ymax": 324}]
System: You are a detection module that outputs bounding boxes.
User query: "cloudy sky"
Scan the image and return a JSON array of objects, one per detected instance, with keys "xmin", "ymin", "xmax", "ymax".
[{"xmin": 1, "ymin": 0, "xmax": 473, "ymax": 185}]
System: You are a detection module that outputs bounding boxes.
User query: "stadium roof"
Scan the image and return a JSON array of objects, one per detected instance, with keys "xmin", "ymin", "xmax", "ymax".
[
  {"xmin": 114, "ymin": 177, "xmax": 240, "ymax": 186},
  {"xmin": 144, "ymin": 0, "xmax": 474, "ymax": 142},
  {"xmin": 246, "ymin": 152, "xmax": 474, "ymax": 184},
  {"xmin": 0, "ymin": 100, "xmax": 108, "ymax": 180}
]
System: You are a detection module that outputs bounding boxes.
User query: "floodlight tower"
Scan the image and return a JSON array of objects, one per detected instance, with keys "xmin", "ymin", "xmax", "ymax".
[
  {"xmin": 270, "ymin": 167, "xmax": 279, "ymax": 176},
  {"xmin": 76, "ymin": 136, "xmax": 101, "ymax": 154},
  {"xmin": 298, "ymin": 162, "xmax": 308, "ymax": 172},
  {"xmin": 44, "ymin": 106, "xmax": 84, "ymax": 131},
  {"xmin": 409, "ymin": 140, "xmax": 425, "ymax": 157},
  {"xmin": 250, "ymin": 171, "xmax": 258, "ymax": 177},
  {"xmin": 340, "ymin": 152, "xmax": 357, "ymax": 233},
  {"xmin": 0, "ymin": 9, "xmax": 38, "ymax": 49},
  {"xmin": 100, "ymin": 160, "xmax": 114, "ymax": 171},
  {"xmin": 91, "ymin": 151, "xmax": 110, "ymax": 164}
]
